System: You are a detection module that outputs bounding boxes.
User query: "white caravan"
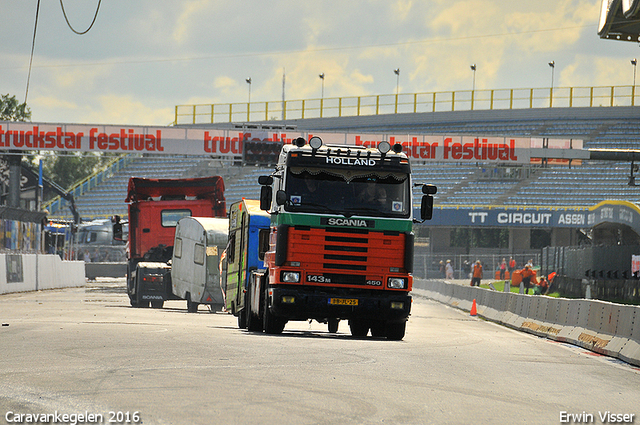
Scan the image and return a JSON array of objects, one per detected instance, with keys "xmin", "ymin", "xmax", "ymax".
[{"xmin": 171, "ymin": 217, "xmax": 228, "ymax": 313}]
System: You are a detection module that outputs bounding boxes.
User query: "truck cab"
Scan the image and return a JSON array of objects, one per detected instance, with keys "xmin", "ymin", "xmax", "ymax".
[{"xmin": 250, "ymin": 136, "xmax": 436, "ymax": 339}]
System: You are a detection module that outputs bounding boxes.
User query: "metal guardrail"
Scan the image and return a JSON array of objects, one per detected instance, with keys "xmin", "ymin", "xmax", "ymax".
[{"xmin": 175, "ymin": 85, "xmax": 639, "ymax": 125}]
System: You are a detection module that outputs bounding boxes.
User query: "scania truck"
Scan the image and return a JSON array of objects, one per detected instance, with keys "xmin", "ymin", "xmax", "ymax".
[
  {"xmin": 113, "ymin": 176, "xmax": 226, "ymax": 308},
  {"xmin": 230, "ymin": 136, "xmax": 436, "ymax": 340}
]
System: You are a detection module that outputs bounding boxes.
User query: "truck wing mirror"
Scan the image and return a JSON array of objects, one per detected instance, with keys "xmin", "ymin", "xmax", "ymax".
[
  {"xmin": 111, "ymin": 215, "xmax": 123, "ymax": 241},
  {"xmin": 258, "ymin": 175, "xmax": 273, "ymax": 185},
  {"xmin": 275, "ymin": 190, "xmax": 288, "ymax": 206},
  {"xmin": 260, "ymin": 186, "xmax": 272, "ymax": 211},
  {"xmin": 420, "ymin": 195, "xmax": 434, "ymax": 221},
  {"xmin": 422, "ymin": 184, "xmax": 437, "ymax": 195}
]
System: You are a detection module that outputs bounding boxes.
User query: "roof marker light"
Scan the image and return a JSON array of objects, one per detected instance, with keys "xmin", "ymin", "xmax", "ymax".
[
  {"xmin": 294, "ymin": 137, "xmax": 306, "ymax": 147},
  {"xmin": 378, "ymin": 141, "xmax": 391, "ymax": 154},
  {"xmin": 309, "ymin": 136, "xmax": 323, "ymax": 150}
]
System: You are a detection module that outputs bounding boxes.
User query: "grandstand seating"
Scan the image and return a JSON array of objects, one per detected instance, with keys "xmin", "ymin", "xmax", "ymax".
[{"xmin": 47, "ymin": 106, "xmax": 640, "ymax": 220}]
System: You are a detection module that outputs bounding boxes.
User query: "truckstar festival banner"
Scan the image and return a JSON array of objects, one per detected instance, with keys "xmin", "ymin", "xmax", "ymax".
[{"xmin": 0, "ymin": 121, "xmax": 582, "ymax": 165}]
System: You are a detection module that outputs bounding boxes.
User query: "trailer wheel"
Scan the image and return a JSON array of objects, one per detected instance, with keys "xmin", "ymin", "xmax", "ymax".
[
  {"xmin": 186, "ymin": 294, "xmax": 198, "ymax": 313},
  {"xmin": 385, "ymin": 321, "xmax": 406, "ymax": 341},
  {"xmin": 328, "ymin": 318, "xmax": 339, "ymax": 333},
  {"xmin": 246, "ymin": 297, "xmax": 262, "ymax": 332},
  {"xmin": 237, "ymin": 301, "xmax": 247, "ymax": 329},
  {"xmin": 348, "ymin": 319, "xmax": 369, "ymax": 337}
]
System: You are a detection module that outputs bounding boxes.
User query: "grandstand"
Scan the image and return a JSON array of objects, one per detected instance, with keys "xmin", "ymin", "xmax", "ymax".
[{"xmin": 47, "ymin": 105, "xmax": 640, "ymax": 222}]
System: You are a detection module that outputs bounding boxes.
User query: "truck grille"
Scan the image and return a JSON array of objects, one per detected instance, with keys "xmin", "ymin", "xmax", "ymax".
[{"xmin": 288, "ymin": 225, "xmax": 406, "ymax": 286}]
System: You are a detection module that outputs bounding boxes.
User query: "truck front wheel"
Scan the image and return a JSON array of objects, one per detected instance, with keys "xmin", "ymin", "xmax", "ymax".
[
  {"xmin": 349, "ymin": 319, "xmax": 369, "ymax": 337},
  {"xmin": 328, "ymin": 318, "xmax": 340, "ymax": 333},
  {"xmin": 385, "ymin": 321, "xmax": 406, "ymax": 341}
]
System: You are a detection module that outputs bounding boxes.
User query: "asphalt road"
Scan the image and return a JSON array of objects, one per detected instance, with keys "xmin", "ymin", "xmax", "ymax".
[{"xmin": 1, "ymin": 279, "xmax": 639, "ymax": 425}]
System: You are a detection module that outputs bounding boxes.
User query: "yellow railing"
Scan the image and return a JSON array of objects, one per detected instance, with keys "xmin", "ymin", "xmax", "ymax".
[{"xmin": 174, "ymin": 85, "xmax": 639, "ymax": 125}]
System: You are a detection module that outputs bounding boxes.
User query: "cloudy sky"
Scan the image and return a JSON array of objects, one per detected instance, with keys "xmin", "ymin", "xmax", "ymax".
[{"xmin": 0, "ymin": 0, "xmax": 635, "ymax": 126}]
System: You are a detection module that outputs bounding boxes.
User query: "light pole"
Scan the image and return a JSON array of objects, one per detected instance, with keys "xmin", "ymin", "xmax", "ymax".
[
  {"xmin": 548, "ymin": 61, "xmax": 555, "ymax": 107},
  {"xmin": 632, "ymin": 59, "xmax": 637, "ymax": 106},
  {"xmin": 470, "ymin": 64, "xmax": 477, "ymax": 92},
  {"xmin": 470, "ymin": 64, "xmax": 477, "ymax": 110},
  {"xmin": 394, "ymin": 68, "xmax": 400, "ymax": 96},
  {"xmin": 319, "ymin": 73, "xmax": 325, "ymax": 117},
  {"xmin": 246, "ymin": 77, "xmax": 252, "ymax": 121},
  {"xmin": 319, "ymin": 73, "xmax": 325, "ymax": 99}
]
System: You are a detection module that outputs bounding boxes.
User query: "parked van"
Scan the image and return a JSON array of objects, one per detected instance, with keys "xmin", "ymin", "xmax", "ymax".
[{"xmin": 171, "ymin": 217, "xmax": 228, "ymax": 313}]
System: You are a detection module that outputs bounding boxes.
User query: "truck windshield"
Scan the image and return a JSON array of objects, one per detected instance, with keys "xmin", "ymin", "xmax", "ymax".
[{"xmin": 284, "ymin": 169, "xmax": 410, "ymax": 218}]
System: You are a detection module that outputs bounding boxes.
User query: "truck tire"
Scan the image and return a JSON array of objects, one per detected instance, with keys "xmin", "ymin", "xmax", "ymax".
[
  {"xmin": 237, "ymin": 301, "xmax": 247, "ymax": 329},
  {"xmin": 262, "ymin": 286, "xmax": 285, "ymax": 334},
  {"xmin": 348, "ymin": 319, "xmax": 369, "ymax": 337},
  {"xmin": 244, "ymin": 297, "xmax": 262, "ymax": 333},
  {"xmin": 186, "ymin": 295, "xmax": 198, "ymax": 313},
  {"xmin": 385, "ymin": 321, "xmax": 406, "ymax": 341},
  {"xmin": 247, "ymin": 277, "xmax": 263, "ymax": 332},
  {"xmin": 328, "ymin": 318, "xmax": 339, "ymax": 333},
  {"xmin": 151, "ymin": 300, "xmax": 164, "ymax": 309},
  {"xmin": 370, "ymin": 321, "xmax": 385, "ymax": 337}
]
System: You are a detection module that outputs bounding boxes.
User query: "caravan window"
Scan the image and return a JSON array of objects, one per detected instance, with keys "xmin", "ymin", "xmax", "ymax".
[
  {"xmin": 194, "ymin": 243, "xmax": 205, "ymax": 265},
  {"xmin": 174, "ymin": 238, "xmax": 182, "ymax": 258}
]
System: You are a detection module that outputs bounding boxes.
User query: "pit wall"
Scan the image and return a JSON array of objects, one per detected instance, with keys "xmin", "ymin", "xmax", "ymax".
[
  {"xmin": 413, "ymin": 279, "xmax": 640, "ymax": 367},
  {"xmin": 0, "ymin": 254, "xmax": 85, "ymax": 295}
]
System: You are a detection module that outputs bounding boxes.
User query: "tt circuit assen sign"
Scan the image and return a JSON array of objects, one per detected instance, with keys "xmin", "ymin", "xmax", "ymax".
[
  {"xmin": 424, "ymin": 201, "xmax": 640, "ymax": 232},
  {"xmin": 0, "ymin": 121, "xmax": 582, "ymax": 165}
]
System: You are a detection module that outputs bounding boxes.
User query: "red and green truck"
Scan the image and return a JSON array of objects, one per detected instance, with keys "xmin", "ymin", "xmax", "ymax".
[{"xmin": 229, "ymin": 136, "xmax": 435, "ymax": 340}]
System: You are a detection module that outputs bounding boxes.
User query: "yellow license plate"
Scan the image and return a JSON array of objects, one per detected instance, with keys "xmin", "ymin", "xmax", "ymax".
[{"xmin": 328, "ymin": 298, "xmax": 358, "ymax": 306}]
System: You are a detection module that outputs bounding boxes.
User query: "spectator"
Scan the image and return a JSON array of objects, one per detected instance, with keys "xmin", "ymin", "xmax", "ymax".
[
  {"xmin": 536, "ymin": 276, "xmax": 549, "ymax": 295},
  {"xmin": 445, "ymin": 260, "xmax": 454, "ymax": 279},
  {"xmin": 508, "ymin": 257, "xmax": 516, "ymax": 277},
  {"xmin": 471, "ymin": 260, "xmax": 483, "ymax": 286},
  {"xmin": 522, "ymin": 264, "xmax": 533, "ymax": 294},
  {"xmin": 499, "ymin": 258, "xmax": 507, "ymax": 280},
  {"xmin": 439, "ymin": 260, "xmax": 445, "ymax": 278}
]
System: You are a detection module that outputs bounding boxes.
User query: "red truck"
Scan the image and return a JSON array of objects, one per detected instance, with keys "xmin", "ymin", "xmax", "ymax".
[{"xmin": 113, "ymin": 176, "xmax": 226, "ymax": 308}]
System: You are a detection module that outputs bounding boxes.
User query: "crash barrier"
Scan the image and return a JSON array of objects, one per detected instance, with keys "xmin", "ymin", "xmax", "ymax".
[
  {"xmin": 85, "ymin": 262, "xmax": 127, "ymax": 280},
  {"xmin": 552, "ymin": 275, "xmax": 640, "ymax": 302},
  {"xmin": 413, "ymin": 279, "xmax": 640, "ymax": 367},
  {"xmin": 0, "ymin": 253, "xmax": 85, "ymax": 295}
]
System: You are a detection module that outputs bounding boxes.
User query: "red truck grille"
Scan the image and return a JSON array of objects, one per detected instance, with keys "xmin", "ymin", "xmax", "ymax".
[{"xmin": 287, "ymin": 225, "xmax": 406, "ymax": 287}]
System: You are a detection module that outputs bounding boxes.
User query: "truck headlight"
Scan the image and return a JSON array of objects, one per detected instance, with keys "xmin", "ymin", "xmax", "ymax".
[
  {"xmin": 388, "ymin": 277, "xmax": 406, "ymax": 289},
  {"xmin": 281, "ymin": 271, "xmax": 300, "ymax": 283}
]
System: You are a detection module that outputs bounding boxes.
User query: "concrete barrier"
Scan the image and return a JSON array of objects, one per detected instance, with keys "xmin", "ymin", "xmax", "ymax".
[
  {"xmin": 0, "ymin": 254, "xmax": 85, "ymax": 295},
  {"xmin": 413, "ymin": 279, "xmax": 640, "ymax": 367}
]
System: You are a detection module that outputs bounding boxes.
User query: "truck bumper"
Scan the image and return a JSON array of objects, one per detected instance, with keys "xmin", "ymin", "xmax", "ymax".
[{"xmin": 268, "ymin": 286, "xmax": 411, "ymax": 323}]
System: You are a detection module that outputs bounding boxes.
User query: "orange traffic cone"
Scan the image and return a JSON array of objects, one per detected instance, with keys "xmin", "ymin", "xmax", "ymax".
[{"xmin": 470, "ymin": 299, "xmax": 477, "ymax": 316}]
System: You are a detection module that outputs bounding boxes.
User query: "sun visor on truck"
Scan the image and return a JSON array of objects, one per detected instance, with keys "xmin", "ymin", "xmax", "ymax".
[{"xmin": 126, "ymin": 176, "xmax": 226, "ymax": 203}]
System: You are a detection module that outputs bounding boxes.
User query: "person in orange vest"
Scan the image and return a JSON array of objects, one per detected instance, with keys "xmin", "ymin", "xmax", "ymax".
[
  {"xmin": 508, "ymin": 257, "xmax": 516, "ymax": 278},
  {"xmin": 537, "ymin": 276, "xmax": 549, "ymax": 295},
  {"xmin": 521, "ymin": 264, "xmax": 533, "ymax": 294},
  {"xmin": 471, "ymin": 260, "xmax": 483, "ymax": 286}
]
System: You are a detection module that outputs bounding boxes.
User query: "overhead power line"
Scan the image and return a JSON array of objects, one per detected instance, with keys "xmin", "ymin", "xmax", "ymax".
[
  {"xmin": 59, "ymin": 0, "xmax": 102, "ymax": 35},
  {"xmin": 11, "ymin": 22, "xmax": 596, "ymax": 72},
  {"xmin": 24, "ymin": 0, "xmax": 41, "ymax": 104}
]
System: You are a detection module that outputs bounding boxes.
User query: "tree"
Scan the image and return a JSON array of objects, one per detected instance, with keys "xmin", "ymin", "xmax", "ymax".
[
  {"xmin": 0, "ymin": 94, "xmax": 31, "ymax": 121},
  {"xmin": 41, "ymin": 152, "xmax": 104, "ymax": 191}
]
